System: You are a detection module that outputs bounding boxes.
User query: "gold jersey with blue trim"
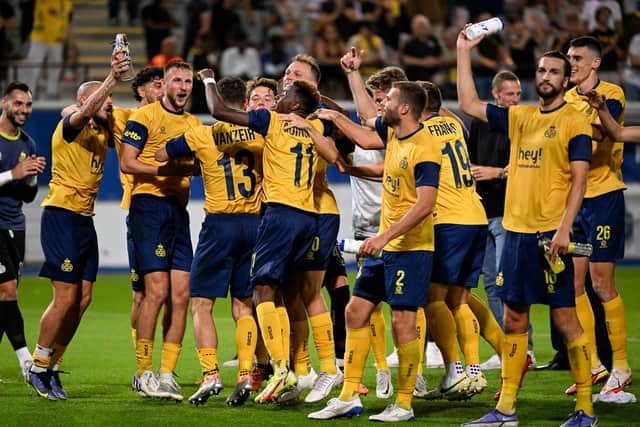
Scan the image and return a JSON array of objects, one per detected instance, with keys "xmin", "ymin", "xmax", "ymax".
[
  {"xmin": 490, "ymin": 103, "xmax": 592, "ymax": 233},
  {"xmin": 248, "ymin": 110, "xmax": 323, "ymax": 213},
  {"xmin": 41, "ymin": 116, "xmax": 109, "ymax": 215},
  {"xmin": 31, "ymin": 0, "xmax": 72, "ymax": 44},
  {"xmin": 122, "ymin": 101, "xmax": 202, "ymax": 206},
  {"xmin": 184, "ymin": 122, "xmax": 264, "ymax": 214},
  {"xmin": 313, "ymin": 157, "xmax": 339, "ymax": 214},
  {"xmin": 565, "ymin": 81, "xmax": 626, "ymax": 198},
  {"xmin": 379, "ymin": 124, "xmax": 441, "ymax": 252},
  {"xmin": 423, "ymin": 115, "xmax": 487, "ymax": 226},
  {"xmin": 112, "ymin": 106, "xmax": 134, "ymax": 210}
]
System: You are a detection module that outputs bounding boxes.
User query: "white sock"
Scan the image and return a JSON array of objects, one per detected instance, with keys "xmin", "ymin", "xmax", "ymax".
[
  {"xmin": 15, "ymin": 346, "xmax": 32, "ymax": 368},
  {"xmin": 446, "ymin": 361, "xmax": 464, "ymax": 377}
]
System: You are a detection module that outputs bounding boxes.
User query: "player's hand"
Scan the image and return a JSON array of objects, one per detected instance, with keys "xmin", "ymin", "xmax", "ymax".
[
  {"xmin": 12, "ymin": 155, "xmax": 46, "ymax": 180},
  {"xmin": 471, "ymin": 165, "xmax": 503, "ymax": 181},
  {"xmin": 586, "ymin": 90, "xmax": 606, "ymax": 111},
  {"xmin": 457, "ymin": 24, "xmax": 485, "ymax": 50},
  {"xmin": 335, "ymin": 156, "xmax": 351, "ymax": 174},
  {"xmin": 279, "ymin": 113, "xmax": 310, "ymax": 130},
  {"xmin": 198, "ymin": 68, "xmax": 215, "ymax": 81},
  {"xmin": 111, "ymin": 52, "xmax": 131, "ymax": 80},
  {"xmin": 549, "ymin": 229, "xmax": 570, "ymax": 259},
  {"xmin": 360, "ymin": 235, "xmax": 384, "ymax": 257},
  {"xmin": 308, "ymin": 108, "xmax": 338, "ymax": 122},
  {"xmin": 340, "ymin": 47, "xmax": 363, "ymax": 73}
]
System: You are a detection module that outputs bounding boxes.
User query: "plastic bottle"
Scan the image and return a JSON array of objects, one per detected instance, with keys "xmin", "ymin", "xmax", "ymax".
[
  {"xmin": 112, "ymin": 33, "xmax": 135, "ymax": 81},
  {"xmin": 465, "ymin": 17, "xmax": 504, "ymax": 40},
  {"xmin": 337, "ymin": 239, "xmax": 382, "ymax": 258},
  {"xmin": 536, "ymin": 233, "xmax": 593, "ymax": 273}
]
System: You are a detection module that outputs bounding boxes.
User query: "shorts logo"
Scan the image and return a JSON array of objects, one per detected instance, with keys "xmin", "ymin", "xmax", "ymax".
[
  {"xmin": 399, "ymin": 156, "xmax": 408, "ymax": 169},
  {"xmin": 61, "ymin": 258, "xmax": 74, "ymax": 272},
  {"xmin": 496, "ymin": 272, "xmax": 504, "ymax": 287},
  {"xmin": 547, "ymin": 283, "xmax": 555, "ymax": 294},
  {"xmin": 155, "ymin": 244, "xmax": 166, "ymax": 257},
  {"xmin": 544, "ymin": 125, "xmax": 557, "ymax": 138},
  {"xmin": 0, "ymin": 262, "xmax": 5, "ymax": 275},
  {"xmin": 130, "ymin": 268, "xmax": 139, "ymax": 283}
]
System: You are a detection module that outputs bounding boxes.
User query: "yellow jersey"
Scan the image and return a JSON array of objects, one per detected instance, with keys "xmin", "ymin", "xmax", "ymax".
[
  {"xmin": 121, "ymin": 100, "xmax": 202, "ymax": 207},
  {"xmin": 30, "ymin": 0, "xmax": 72, "ymax": 44},
  {"xmin": 486, "ymin": 103, "xmax": 592, "ymax": 233},
  {"xmin": 41, "ymin": 115, "xmax": 108, "ymax": 215},
  {"xmin": 423, "ymin": 114, "xmax": 487, "ymax": 226},
  {"xmin": 375, "ymin": 118, "xmax": 441, "ymax": 252},
  {"xmin": 165, "ymin": 122, "xmax": 264, "ymax": 214},
  {"xmin": 314, "ymin": 158, "xmax": 339, "ymax": 214},
  {"xmin": 565, "ymin": 80, "xmax": 626, "ymax": 198},
  {"xmin": 112, "ymin": 106, "xmax": 135, "ymax": 210},
  {"xmin": 248, "ymin": 110, "xmax": 322, "ymax": 213}
]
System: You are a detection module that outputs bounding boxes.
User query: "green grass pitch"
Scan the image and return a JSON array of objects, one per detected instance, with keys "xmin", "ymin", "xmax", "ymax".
[{"xmin": 1, "ymin": 269, "xmax": 639, "ymax": 426}]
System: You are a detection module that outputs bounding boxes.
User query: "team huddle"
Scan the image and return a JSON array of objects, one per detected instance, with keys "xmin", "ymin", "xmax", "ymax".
[{"xmin": 0, "ymin": 26, "xmax": 635, "ymax": 427}]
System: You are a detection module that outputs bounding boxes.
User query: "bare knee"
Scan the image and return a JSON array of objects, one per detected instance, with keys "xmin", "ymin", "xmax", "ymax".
[{"xmin": 391, "ymin": 310, "xmax": 417, "ymax": 344}]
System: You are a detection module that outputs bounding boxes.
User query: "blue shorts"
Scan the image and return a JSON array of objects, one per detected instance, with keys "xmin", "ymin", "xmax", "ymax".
[
  {"xmin": 126, "ymin": 215, "xmax": 143, "ymax": 292},
  {"xmin": 573, "ymin": 190, "xmax": 625, "ymax": 262},
  {"xmin": 39, "ymin": 207, "xmax": 99, "ymax": 283},
  {"xmin": 250, "ymin": 204, "xmax": 317, "ymax": 288},
  {"xmin": 432, "ymin": 224, "xmax": 487, "ymax": 288},
  {"xmin": 129, "ymin": 195, "xmax": 193, "ymax": 274},
  {"xmin": 299, "ymin": 214, "xmax": 340, "ymax": 271},
  {"xmin": 191, "ymin": 213, "xmax": 260, "ymax": 299},
  {"xmin": 353, "ymin": 250, "xmax": 432, "ymax": 309},
  {"xmin": 497, "ymin": 231, "xmax": 575, "ymax": 308}
]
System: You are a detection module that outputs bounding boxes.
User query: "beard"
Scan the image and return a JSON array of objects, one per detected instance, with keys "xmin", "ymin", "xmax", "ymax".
[
  {"xmin": 166, "ymin": 92, "xmax": 189, "ymax": 112},
  {"xmin": 6, "ymin": 110, "xmax": 26, "ymax": 128},
  {"xmin": 381, "ymin": 109, "xmax": 400, "ymax": 126},
  {"xmin": 535, "ymin": 82, "xmax": 563, "ymax": 100}
]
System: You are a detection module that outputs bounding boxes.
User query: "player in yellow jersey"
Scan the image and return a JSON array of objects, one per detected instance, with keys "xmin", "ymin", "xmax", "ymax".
[
  {"xmin": 198, "ymin": 67, "xmax": 338, "ymax": 403},
  {"xmin": 28, "ymin": 54, "xmax": 130, "ymax": 400},
  {"xmin": 310, "ymin": 81, "xmax": 441, "ymax": 422},
  {"xmin": 157, "ymin": 77, "xmax": 263, "ymax": 407},
  {"xmin": 120, "ymin": 61, "xmax": 202, "ymax": 401},
  {"xmin": 457, "ymin": 27, "xmax": 596, "ymax": 427},
  {"xmin": 565, "ymin": 36, "xmax": 630, "ymax": 396},
  {"xmin": 587, "ymin": 90, "xmax": 640, "ymax": 142}
]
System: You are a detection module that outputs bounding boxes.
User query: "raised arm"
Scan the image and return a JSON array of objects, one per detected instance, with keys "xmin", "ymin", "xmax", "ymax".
[
  {"xmin": 279, "ymin": 113, "xmax": 339, "ymax": 164},
  {"xmin": 198, "ymin": 68, "xmax": 250, "ymax": 126},
  {"xmin": 456, "ymin": 26, "xmax": 489, "ymax": 122},
  {"xmin": 587, "ymin": 90, "xmax": 640, "ymax": 143},
  {"xmin": 341, "ymin": 48, "xmax": 378, "ymax": 122},
  {"xmin": 311, "ymin": 108, "xmax": 384, "ymax": 149}
]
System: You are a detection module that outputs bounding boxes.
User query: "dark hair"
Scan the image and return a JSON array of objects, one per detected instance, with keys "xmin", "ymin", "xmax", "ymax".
[
  {"xmin": 131, "ymin": 67, "xmax": 164, "ymax": 102},
  {"xmin": 540, "ymin": 50, "xmax": 571, "ymax": 78},
  {"xmin": 393, "ymin": 81, "xmax": 427, "ymax": 121},
  {"xmin": 247, "ymin": 77, "xmax": 278, "ymax": 98},
  {"xmin": 415, "ymin": 81, "xmax": 442, "ymax": 113},
  {"xmin": 366, "ymin": 66, "xmax": 407, "ymax": 92},
  {"xmin": 217, "ymin": 76, "xmax": 247, "ymax": 106},
  {"xmin": 492, "ymin": 70, "xmax": 520, "ymax": 90},
  {"xmin": 165, "ymin": 61, "xmax": 193, "ymax": 74},
  {"xmin": 289, "ymin": 54, "xmax": 322, "ymax": 83},
  {"xmin": 569, "ymin": 36, "xmax": 602, "ymax": 58},
  {"xmin": 595, "ymin": 6, "xmax": 611, "ymax": 20},
  {"xmin": 3, "ymin": 81, "xmax": 31, "ymax": 97},
  {"xmin": 291, "ymin": 80, "xmax": 321, "ymax": 117}
]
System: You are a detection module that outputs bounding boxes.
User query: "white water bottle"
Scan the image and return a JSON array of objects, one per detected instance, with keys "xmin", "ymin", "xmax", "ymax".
[
  {"xmin": 465, "ymin": 17, "xmax": 504, "ymax": 40},
  {"xmin": 337, "ymin": 239, "xmax": 382, "ymax": 258}
]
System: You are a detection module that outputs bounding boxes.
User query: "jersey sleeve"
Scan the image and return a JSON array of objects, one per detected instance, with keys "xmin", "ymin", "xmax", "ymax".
[
  {"xmin": 248, "ymin": 109, "xmax": 272, "ymax": 136},
  {"xmin": 568, "ymin": 135, "xmax": 592, "ymax": 162},
  {"xmin": 121, "ymin": 120, "xmax": 149, "ymax": 150},
  {"xmin": 414, "ymin": 161, "xmax": 440, "ymax": 188},
  {"xmin": 165, "ymin": 134, "xmax": 195, "ymax": 159},
  {"xmin": 606, "ymin": 99, "xmax": 623, "ymax": 121},
  {"xmin": 61, "ymin": 114, "xmax": 83, "ymax": 143},
  {"xmin": 486, "ymin": 104, "xmax": 509, "ymax": 134},
  {"xmin": 374, "ymin": 116, "xmax": 388, "ymax": 146}
]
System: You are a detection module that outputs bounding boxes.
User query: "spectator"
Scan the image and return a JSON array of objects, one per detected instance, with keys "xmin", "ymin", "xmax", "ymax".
[
  {"xmin": 219, "ymin": 30, "xmax": 261, "ymax": 80},
  {"xmin": 623, "ymin": 32, "xmax": 640, "ymax": 101},
  {"xmin": 108, "ymin": 0, "xmax": 140, "ymax": 26},
  {"xmin": 182, "ymin": 0, "xmax": 211, "ymax": 58},
  {"xmin": 580, "ymin": 0, "xmax": 623, "ymax": 35},
  {"xmin": 0, "ymin": 0, "xmax": 16, "ymax": 86},
  {"xmin": 281, "ymin": 20, "xmax": 305, "ymax": 58},
  {"xmin": 553, "ymin": 8, "xmax": 585, "ymax": 54},
  {"xmin": 209, "ymin": 0, "xmax": 242, "ymax": 54},
  {"xmin": 507, "ymin": 14, "xmax": 537, "ymax": 100},
  {"xmin": 21, "ymin": 0, "xmax": 73, "ymax": 100},
  {"xmin": 401, "ymin": 14, "xmax": 443, "ymax": 82},
  {"xmin": 141, "ymin": 0, "xmax": 177, "ymax": 61},
  {"xmin": 313, "ymin": 22, "xmax": 348, "ymax": 98},
  {"xmin": 589, "ymin": 6, "xmax": 623, "ymax": 82},
  {"xmin": 376, "ymin": 0, "xmax": 411, "ymax": 53},
  {"xmin": 261, "ymin": 31, "xmax": 289, "ymax": 80},
  {"xmin": 346, "ymin": 20, "xmax": 387, "ymax": 79},
  {"xmin": 337, "ymin": 0, "xmax": 381, "ymax": 40},
  {"xmin": 148, "ymin": 35, "xmax": 184, "ymax": 67}
]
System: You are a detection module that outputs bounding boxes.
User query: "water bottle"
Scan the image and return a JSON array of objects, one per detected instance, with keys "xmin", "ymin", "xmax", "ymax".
[
  {"xmin": 337, "ymin": 239, "xmax": 382, "ymax": 258},
  {"xmin": 112, "ymin": 33, "xmax": 136, "ymax": 81},
  {"xmin": 536, "ymin": 232, "xmax": 565, "ymax": 274},
  {"xmin": 465, "ymin": 17, "xmax": 504, "ymax": 40},
  {"xmin": 567, "ymin": 242, "xmax": 593, "ymax": 257}
]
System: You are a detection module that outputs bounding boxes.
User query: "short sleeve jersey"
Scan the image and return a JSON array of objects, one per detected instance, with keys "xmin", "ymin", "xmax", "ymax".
[
  {"xmin": 41, "ymin": 114, "xmax": 109, "ymax": 215},
  {"xmin": 565, "ymin": 80, "xmax": 626, "ymax": 198},
  {"xmin": 486, "ymin": 102, "xmax": 593, "ymax": 233},
  {"xmin": 167, "ymin": 122, "xmax": 264, "ymax": 214},
  {"xmin": 111, "ymin": 106, "xmax": 134, "ymax": 210},
  {"xmin": 423, "ymin": 114, "xmax": 487, "ymax": 226},
  {"xmin": 121, "ymin": 100, "xmax": 202, "ymax": 206},
  {"xmin": 375, "ymin": 118, "xmax": 441, "ymax": 252},
  {"xmin": 248, "ymin": 109, "xmax": 322, "ymax": 213},
  {"xmin": 0, "ymin": 129, "xmax": 37, "ymax": 229}
]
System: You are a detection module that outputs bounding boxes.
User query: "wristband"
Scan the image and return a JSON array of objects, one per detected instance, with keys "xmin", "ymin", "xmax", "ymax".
[
  {"xmin": 497, "ymin": 168, "xmax": 506, "ymax": 179},
  {"xmin": 202, "ymin": 77, "xmax": 216, "ymax": 85},
  {"xmin": 0, "ymin": 170, "xmax": 13, "ymax": 186}
]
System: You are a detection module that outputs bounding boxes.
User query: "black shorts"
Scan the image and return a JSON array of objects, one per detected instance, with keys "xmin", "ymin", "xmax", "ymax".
[{"xmin": 0, "ymin": 229, "xmax": 26, "ymax": 283}]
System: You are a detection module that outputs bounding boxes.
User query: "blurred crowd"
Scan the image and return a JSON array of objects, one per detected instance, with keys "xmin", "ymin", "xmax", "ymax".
[{"xmin": 1, "ymin": 0, "xmax": 640, "ymax": 101}]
